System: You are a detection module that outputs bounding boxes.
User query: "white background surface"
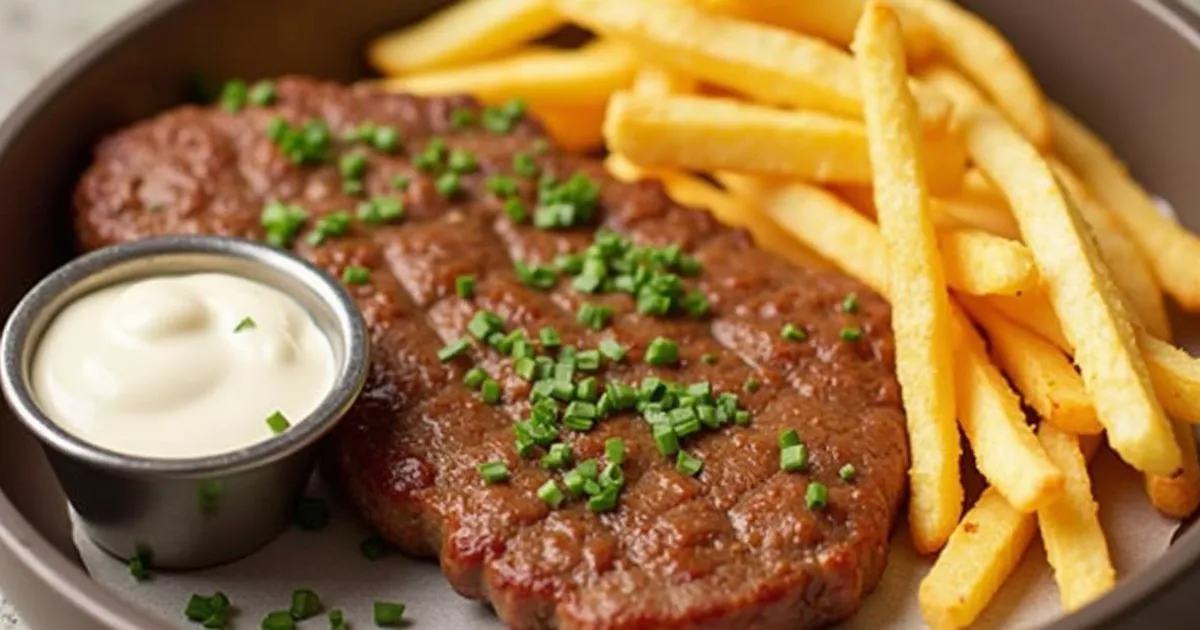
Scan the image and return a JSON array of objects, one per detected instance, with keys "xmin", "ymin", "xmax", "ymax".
[{"xmin": 4, "ymin": 0, "xmax": 1200, "ymax": 628}]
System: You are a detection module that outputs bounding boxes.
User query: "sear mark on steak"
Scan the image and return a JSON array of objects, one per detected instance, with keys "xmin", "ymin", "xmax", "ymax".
[{"xmin": 74, "ymin": 77, "xmax": 909, "ymax": 630}]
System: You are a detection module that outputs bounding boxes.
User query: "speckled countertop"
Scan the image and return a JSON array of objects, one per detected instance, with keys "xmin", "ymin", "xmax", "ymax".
[{"xmin": 0, "ymin": 0, "xmax": 153, "ymax": 624}]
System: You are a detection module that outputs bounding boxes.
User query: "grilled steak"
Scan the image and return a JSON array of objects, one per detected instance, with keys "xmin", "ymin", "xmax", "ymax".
[{"xmin": 74, "ymin": 77, "xmax": 909, "ymax": 629}]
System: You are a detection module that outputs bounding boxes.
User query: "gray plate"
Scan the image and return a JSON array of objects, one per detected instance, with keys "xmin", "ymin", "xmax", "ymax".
[{"xmin": 1, "ymin": 0, "xmax": 1200, "ymax": 628}]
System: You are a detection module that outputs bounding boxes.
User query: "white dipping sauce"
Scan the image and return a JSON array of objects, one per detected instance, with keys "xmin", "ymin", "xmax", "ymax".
[{"xmin": 32, "ymin": 273, "xmax": 336, "ymax": 458}]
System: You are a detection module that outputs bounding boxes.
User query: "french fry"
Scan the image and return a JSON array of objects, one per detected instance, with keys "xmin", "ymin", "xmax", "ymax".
[
  {"xmin": 605, "ymin": 157, "xmax": 827, "ymax": 269},
  {"xmin": 1050, "ymin": 104, "xmax": 1200, "ymax": 311},
  {"xmin": 965, "ymin": 109, "xmax": 1180, "ymax": 475},
  {"xmin": 528, "ymin": 103, "xmax": 607, "ymax": 152},
  {"xmin": 838, "ymin": 183, "xmax": 1022, "ymax": 239},
  {"xmin": 893, "ymin": 0, "xmax": 1050, "ymax": 146},
  {"xmin": 631, "ymin": 64, "xmax": 698, "ymax": 96},
  {"xmin": 553, "ymin": 0, "xmax": 953, "ymax": 126},
  {"xmin": 1048, "ymin": 158, "xmax": 1171, "ymax": 340},
  {"xmin": 1036, "ymin": 424, "xmax": 1116, "ymax": 611},
  {"xmin": 854, "ymin": 3, "xmax": 960, "ymax": 552},
  {"xmin": 950, "ymin": 308, "xmax": 1064, "ymax": 511},
  {"xmin": 603, "ymin": 92, "xmax": 966, "ymax": 193},
  {"xmin": 959, "ymin": 295, "xmax": 1102, "ymax": 435},
  {"xmin": 1146, "ymin": 418, "xmax": 1200, "ymax": 519},
  {"xmin": 938, "ymin": 229, "xmax": 1037, "ymax": 296},
  {"xmin": 917, "ymin": 61, "xmax": 989, "ymax": 114},
  {"xmin": 918, "ymin": 487, "xmax": 1037, "ymax": 629},
  {"xmin": 381, "ymin": 41, "xmax": 636, "ymax": 107},
  {"xmin": 686, "ymin": 0, "xmax": 938, "ymax": 61},
  {"xmin": 369, "ymin": 0, "xmax": 562, "ymax": 74}
]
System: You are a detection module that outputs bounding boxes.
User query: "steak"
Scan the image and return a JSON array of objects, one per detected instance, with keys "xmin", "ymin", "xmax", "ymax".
[{"xmin": 74, "ymin": 77, "xmax": 909, "ymax": 629}]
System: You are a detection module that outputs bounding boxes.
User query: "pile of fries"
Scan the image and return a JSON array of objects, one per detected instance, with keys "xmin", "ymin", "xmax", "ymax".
[{"xmin": 369, "ymin": 0, "xmax": 1200, "ymax": 627}]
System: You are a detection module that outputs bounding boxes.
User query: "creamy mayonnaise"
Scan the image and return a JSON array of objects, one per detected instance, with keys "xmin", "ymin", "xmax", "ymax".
[{"xmin": 31, "ymin": 273, "xmax": 336, "ymax": 458}]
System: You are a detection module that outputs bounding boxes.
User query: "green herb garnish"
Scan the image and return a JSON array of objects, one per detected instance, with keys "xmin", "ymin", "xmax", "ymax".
[
  {"xmin": 479, "ymin": 460, "xmax": 510, "ymax": 484},
  {"xmin": 266, "ymin": 411, "xmax": 290, "ymax": 434},
  {"xmin": 343, "ymin": 265, "xmax": 371, "ymax": 285},
  {"xmin": 289, "ymin": 589, "xmax": 321, "ymax": 620},
  {"xmin": 806, "ymin": 482, "xmax": 829, "ymax": 510},
  {"xmin": 234, "ymin": 317, "xmax": 257, "ymax": 333},
  {"xmin": 373, "ymin": 601, "xmax": 406, "ymax": 627}
]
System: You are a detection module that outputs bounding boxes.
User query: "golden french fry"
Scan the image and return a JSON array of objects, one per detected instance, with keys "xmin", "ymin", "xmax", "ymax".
[
  {"xmin": 605, "ymin": 157, "xmax": 827, "ymax": 269},
  {"xmin": 950, "ymin": 308, "xmax": 1064, "ymax": 511},
  {"xmin": 603, "ymin": 92, "xmax": 966, "ymax": 193},
  {"xmin": 1049, "ymin": 158, "xmax": 1171, "ymax": 340},
  {"xmin": 1146, "ymin": 418, "xmax": 1200, "ymax": 519},
  {"xmin": 965, "ymin": 109, "xmax": 1180, "ymax": 475},
  {"xmin": 893, "ymin": 0, "xmax": 1050, "ymax": 146},
  {"xmin": 918, "ymin": 487, "xmax": 1037, "ymax": 630},
  {"xmin": 986, "ymin": 291, "xmax": 1070, "ymax": 350},
  {"xmin": 380, "ymin": 41, "xmax": 636, "ymax": 107},
  {"xmin": 959, "ymin": 295, "xmax": 1102, "ymax": 435},
  {"xmin": 528, "ymin": 103, "xmax": 607, "ymax": 152},
  {"xmin": 838, "ymin": 183, "xmax": 1022, "ymax": 239},
  {"xmin": 917, "ymin": 61, "xmax": 989, "ymax": 114},
  {"xmin": 631, "ymin": 64, "xmax": 698, "ymax": 96},
  {"xmin": 687, "ymin": 0, "xmax": 938, "ymax": 61},
  {"xmin": 369, "ymin": 0, "xmax": 562, "ymax": 74},
  {"xmin": 1036, "ymin": 424, "xmax": 1116, "ymax": 611},
  {"xmin": 938, "ymin": 229, "xmax": 1036, "ymax": 296},
  {"xmin": 1050, "ymin": 104, "xmax": 1200, "ymax": 311},
  {"xmin": 553, "ymin": 0, "xmax": 953, "ymax": 126},
  {"xmin": 854, "ymin": 3, "xmax": 960, "ymax": 552}
]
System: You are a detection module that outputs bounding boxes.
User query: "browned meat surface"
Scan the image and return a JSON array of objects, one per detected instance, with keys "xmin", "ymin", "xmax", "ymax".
[{"xmin": 74, "ymin": 77, "xmax": 909, "ymax": 630}]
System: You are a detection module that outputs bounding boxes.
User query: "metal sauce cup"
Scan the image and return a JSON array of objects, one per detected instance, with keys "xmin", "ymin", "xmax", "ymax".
[{"xmin": 0, "ymin": 235, "xmax": 368, "ymax": 569}]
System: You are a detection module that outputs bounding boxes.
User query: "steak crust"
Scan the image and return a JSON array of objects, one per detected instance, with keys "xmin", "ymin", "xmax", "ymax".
[{"xmin": 74, "ymin": 77, "xmax": 909, "ymax": 630}]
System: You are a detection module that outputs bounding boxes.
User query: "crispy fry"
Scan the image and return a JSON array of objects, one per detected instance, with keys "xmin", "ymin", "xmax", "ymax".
[
  {"xmin": 1146, "ymin": 418, "xmax": 1200, "ymax": 519},
  {"xmin": 603, "ymin": 92, "xmax": 965, "ymax": 192},
  {"xmin": 918, "ymin": 487, "xmax": 1037, "ymax": 630},
  {"xmin": 938, "ymin": 229, "xmax": 1037, "ymax": 296},
  {"xmin": 854, "ymin": 3, "xmax": 960, "ymax": 552},
  {"xmin": 1048, "ymin": 158, "xmax": 1171, "ymax": 340},
  {"xmin": 686, "ymin": 0, "xmax": 938, "ymax": 61},
  {"xmin": 838, "ymin": 183, "xmax": 1022, "ymax": 239},
  {"xmin": 631, "ymin": 64, "xmax": 698, "ymax": 96},
  {"xmin": 1050, "ymin": 104, "xmax": 1200, "ymax": 311},
  {"xmin": 917, "ymin": 61, "xmax": 989, "ymax": 114},
  {"xmin": 1036, "ymin": 424, "xmax": 1116, "ymax": 611},
  {"xmin": 381, "ymin": 41, "xmax": 636, "ymax": 107},
  {"xmin": 553, "ymin": 0, "xmax": 952, "ymax": 126},
  {"xmin": 950, "ymin": 308, "xmax": 1064, "ymax": 511},
  {"xmin": 965, "ymin": 109, "xmax": 1180, "ymax": 475},
  {"xmin": 369, "ymin": 0, "xmax": 562, "ymax": 74},
  {"xmin": 893, "ymin": 0, "xmax": 1049, "ymax": 146},
  {"xmin": 959, "ymin": 295, "xmax": 1102, "ymax": 435},
  {"xmin": 986, "ymin": 291, "xmax": 1070, "ymax": 350},
  {"xmin": 528, "ymin": 103, "xmax": 607, "ymax": 152},
  {"xmin": 606, "ymin": 157, "xmax": 827, "ymax": 269}
]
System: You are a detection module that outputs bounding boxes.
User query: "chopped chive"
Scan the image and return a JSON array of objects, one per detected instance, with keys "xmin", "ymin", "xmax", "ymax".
[
  {"xmin": 540, "ymin": 327, "xmax": 561, "ymax": 349},
  {"xmin": 504, "ymin": 198, "xmax": 528, "ymax": 223},
  {"xmin": 435, "ymin": 172, "xmax": 461, "ymax": 198},
  {"xmin": 683, "ymin": 290, "xmax": 710, "ymax": 318},
  {"xmin": 576, "ymin": 459, "xmax": 599, "ymax": 480},
  {"xmin": 781, "ymin": 323, "xmax": 808, "ymax": 342},
  {"xmin": 329, "ymin": 609, "xmax": 347, "ymax": 630},
  {"xmin": 541, "ymin": 443, "xmax": 573, "ymax": 470},
  {"xmin": 342, "ymin": 122, "xmax": 376, "ymax": 144},
  {"xmin": 481, "ymin": 379, "xmax": 502, "ymax": 404},
  {"xmin": 234, "ymin": 316, "xmax": 256, "ymax": 333},
  {"xmin": 587, "ymin": 484, "xmax": 620, "ymax": 512},
  {"xmin": 676, "ymin": 451, "xmax": 703, "ymax": 476},
  {"xmin": 463, "ymin": 367, "xmax": 488, "ymax": 390},
  {"xmin": 839, "ymin": 463, "xmax": 857, "ymax": 482},
  {"xmin": 128, "ymin": 553, "xmax": 150, "ymax": 582},
  {"xmin": 184, "ymin": 592, "xmax": 230, "ymax": 627},
  {"xmin": 247, "ymin": 80, "xmax": 276, "ymax": 107},
  {"xmin": 342, "ymin": 179, "xmax": 365, "ymax": 196},
  {"xmin": 605, "ymin": 437, "xmax": 626, "ymax": 464},
  {"xmin": 374, "ymin": 601, "xmax": 407, "ymax": 627},
  {"xmin": 563, "ymin": 415, "xmax": 595, "ymax": 431},
  {"xmin": 806, "ymin": 482, "xmax": 829, "ymax": 510},
  {"xmin": 599, "ymin": 338, "xmax": 627, "ymax": 362},
  {"xmin": 448, "ymin": 148, "xmax": 478, "ymax": 174},
  {"xmin": 515, "ymin": 357, "xmax": 537, "ymax": 381},
  {"xmin": 513, "ymin": 151, "xmax": 538, "ymax": 177},
  {"xmin": 780, "ymin": 444, "xmax": 809, "ymax": 472},
  {"xmin": 734, "ymin": 409, "xmax": 751, "ymax": 425},
  {"xmin": 744, "ymin": 378, "xmax": 761, "ymax": 393},
  {"xmin": 415, "ymin": 137, "xmax": 447, "ymax": 172},
  {"xmin": 266, "ymin": 411, "xmax": 291, "ymax": 434},
  {"xmin": 292, "ymin": 497, "xmax": 330, "ymax": 531},
  {"xmin": 450, "ymin": 107, "xmax": 476, "ymax": 128},
  {"xmin": 515, "ymin": 261, "xmax": 557, "ymax": 290},
  {"xmin": 391, "ymin": 174, "xmax": 410, "ymax": 191},
  {"xmin": 563, "ymin": 469, "xmax": 586, "ymax": 496},
  {"xmin": 577, "ymin": 303, "xmax": 614, "ymax": 330},
  {"xmin": 261, "ymin": 610, "xmax": 295, "ymax": 630},
  {"xmin": 840, "ymin": 326, "xmax": 863, "ymax": 342},
  {"xmin": 468, "ymin": 310, "xmax": 504, "ymax": 339},
  {"xmin": 486, "ymin": 175, "xmax": 519, "ymax": 198},
  {"xmin": 778, "ymin": 429, "xmax": 800, "ymax": 449},
  {"xmin": 576, "ymin": 350, "xmax": 602, "ymax": 371},
  {"xmin": 479, "ymin": 460, "xmax": 510, "ymax": 484},
  {"xmin": 606, "ymin": 382, "xmax": 637, "ymax": 410},
  {"xmin": 456, "ymin": 274, "xmax": 476, "ymax": 299},
  {"xmin": 219, "ymin": 79, "xmax": 248, "ymax": 112},
  {"xmin": 538, "ymin": 480, "xmax": 565, "ymax": 508},
  {"xmin": 636, "ymin": 292, "xmax": 671, "ymax": 317},
  {"xmin": 437, "ymin": 338, "xmax": 471, "ymax": 361},
  {"xmin": 339, "ymin": 153, "xmax": 367, "ymax": 180},
  {"xmin": 289, "ymin": 589, "xmax": 321, "ymax": 620},
  {"xmin": 483, "ymin": 98, "xmax": 526, "ymax": 134},
  {"xmin": 841, "ymin": 292, "xmax": 860, "ymax": 314},
  {"xmin": 260, "ymin": 201, "xmax": 309, "ymax": 248},
  {"xmin": 644, "ymin": 337, "xmax": 679, "ymax": 366},
  {"xmin": 701, "ymin": 353, "xmax": 718, "ymax": 365},
  {"xmin": 600, "ymin": 462, "xmax": 625, "ymax": 488},
  {"xmin": 653, "ymin": 423, "xmax": 679, "ymax": 456},
  {"xmin": 360, "ymin": 535, "xmax": 389, "ymax": 561},
  {"xmin": 576, "ymin": 376, "xmax": 600, "ymax": 402},
  {"xmin": 372, "ymin": 126, "xmax": 401, "ymax": 153},
  {"xmin": 343, "ymin": 265, "xmax": 371, "ymax": 285}
]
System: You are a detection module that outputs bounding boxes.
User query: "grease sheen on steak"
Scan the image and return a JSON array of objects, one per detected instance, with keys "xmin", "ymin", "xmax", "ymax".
[{"xmin": 75, "ymin": 77, "xmax": 909, "ymax": 630}]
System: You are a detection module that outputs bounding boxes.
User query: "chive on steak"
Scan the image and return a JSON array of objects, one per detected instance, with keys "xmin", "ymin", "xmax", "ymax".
[{"xmin": 75, "ymin": 77, "xmax": 909, "ymax": 629}]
